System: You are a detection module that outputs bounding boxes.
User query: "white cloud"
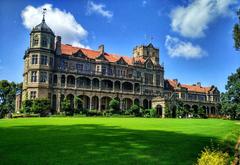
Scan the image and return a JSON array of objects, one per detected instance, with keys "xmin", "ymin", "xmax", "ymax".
[
  {"xmin": 170, "ymin": 0, "xmax": 237, "ymax": 38},
  {"xmin": 142, "ymin": 0, "xmax": 147, "ymax": 7},
  {"xmin": 86, "ymin": 1, "xmax": 113, "ymax": 19},
  {"xmin": 21, "ymin": 4, "xmax": 89, "ymax": 48},
  {"xmin": 165, "ymin": 35, "xmax": 206, "ymax": 59}
]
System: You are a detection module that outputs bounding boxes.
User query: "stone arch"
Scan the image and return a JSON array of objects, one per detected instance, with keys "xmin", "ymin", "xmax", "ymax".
[
  {"xmin": 66, "ymin": 94, "xmax": 74, "ymax": 109},
  {"xmin": 92, "ymin": 78, "xmax": 100, "ymax": 89},
  {"xmin": 134, "ymin": 98, "xmax": 140, "ymax": 106},
  {"xmin": 184, "ymin": 104, "xmax": 191, "ymax": 118},
  {"xmin": 78, "ymin": 95, "xmax": 90, "ymax": 110},
  {"xmin": 122, "ymin": 98, "xmax": 133, "ymax": 110},
  {"xmin": 76, "ymin": 76, "xmax": 91, "ymax": 88},
  {"xmin": 192, "ymin": 105, "xmax": 199, "ymax": 117},
  {"xmin": 101, "ymin": 96, "xmax": 111, "ymax": 110},
  {"xmin": 52, "ymin": 94, "xmax": 57, "ymax": 114},
  {"xmin": 122, "ymin": 82, "xmax": 133, "ymax": 92},
  {"xmin": 67, "ymin": 75, "xmax": 75, "ymax": 87},
  {"xmin": 101, "ymin": 79, "xmax": 113, "ymax": 90},
  {"xmin": 211, "ymin": 106, "xmax": 216, "ymax": 115},
  {"xmin": 143, "ymin": 99, "xmax": 149, "ymax": 109},
  {"xmin": 92, "ymin": 96, "xmax": 99, "ymax": 110},
  {"xmin": 156, "ymin": 104, "xmax": 163, "ymax": 117}
]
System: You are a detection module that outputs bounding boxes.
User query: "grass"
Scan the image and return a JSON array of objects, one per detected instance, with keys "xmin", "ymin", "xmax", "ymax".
[{"xmin": 0, "ymin": 117, "xmax": 239, "ymax": 165}]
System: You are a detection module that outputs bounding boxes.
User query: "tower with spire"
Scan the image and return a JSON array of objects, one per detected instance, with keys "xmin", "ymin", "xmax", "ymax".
[{"xmin": 22, "ymin": 8, "xmax": 55, "ymax": 101}]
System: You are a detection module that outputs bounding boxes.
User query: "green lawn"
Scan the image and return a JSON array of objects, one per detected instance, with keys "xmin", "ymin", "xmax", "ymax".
[{"xmin": 0, "ymin": 118, "xmax": 239, "ymax": 165}]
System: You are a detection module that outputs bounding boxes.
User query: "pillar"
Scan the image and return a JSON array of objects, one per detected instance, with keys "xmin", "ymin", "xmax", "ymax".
[
  {"xmin": 56, "ymin": 93, "xmax": 61, "ymax": 113},
  {"xmin": 89, "ymin": 96, "xmax": 92, "ymax": 110},
  {"xmin": 98, "ymin": 97, "xmax": 101, "ymax": 111}
]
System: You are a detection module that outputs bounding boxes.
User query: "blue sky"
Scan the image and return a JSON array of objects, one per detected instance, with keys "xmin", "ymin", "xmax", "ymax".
[{"xmin": 0, "ymin": 0, "xmax": 239, "ymax": 91}]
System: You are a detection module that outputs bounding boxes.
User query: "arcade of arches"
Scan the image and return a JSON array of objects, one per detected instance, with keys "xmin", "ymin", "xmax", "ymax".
[{"xmin": 52, "ymin": 93, "xmax": 153, "ymax": 112}]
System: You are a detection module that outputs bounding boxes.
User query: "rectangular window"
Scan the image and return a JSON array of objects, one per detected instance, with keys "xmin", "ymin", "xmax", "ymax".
[
  {"xmin": 31, "ymin": 71, "xmax": 37, "ymax": 82},
  {"xmin": 41, "ymin": 36, "xmax": 48, "ymax": 47},
  {"xmin": 76, "ymin": 63, "xmax": 84, "ymax": 71},
  {"xmin": 30, "ymin": 91, "xmax": 37, "ymax": 99},
  {"xmin": 40, "ymin": 55, "xmax": 48, "ymax": 65},
  {"xmin": 49, "ymin": 73, "xmax": 52, "ymax": 84},
  {"xmin": 96, "ymin": 65, "xmax": 101, "ymax": 73},
  {"xmin": 31, "ymin": 55, "xmax": 38, "ymax": 64},
  {"xmin": 102, "ymin": 66, "xmax": 106, "ymax": 75},
  {"xmin": 108, "ymin": 68, "xmax": 113, "ymax": 75},
  {"xmin": 39, "ymin": 72, "xmax": 47, "ymax": 82},
  {"xmin": 49, "ymin": 57, "xmax": 53, "ymax": 66}
]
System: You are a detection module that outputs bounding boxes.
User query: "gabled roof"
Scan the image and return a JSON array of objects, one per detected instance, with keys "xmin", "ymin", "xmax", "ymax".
[
  {"xmin": 165, "ymin": 79, "xmax": 214, "ymax": 93},
  {"xmin": 60, "ymin": 44, "xmax": 143, "ymax": 65}
]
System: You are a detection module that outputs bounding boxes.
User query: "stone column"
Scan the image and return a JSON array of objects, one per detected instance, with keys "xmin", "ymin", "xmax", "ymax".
[
  {"xmin": 56, "ymin": 93, "xmax": 61, "ymax": 113},
  {"xmin": 89, "ymin": 96, "xmax": 92, "ymax": 110},
  {"xmin": 98, "ymin": 97, "xmax": 101, "ymax": 111}
]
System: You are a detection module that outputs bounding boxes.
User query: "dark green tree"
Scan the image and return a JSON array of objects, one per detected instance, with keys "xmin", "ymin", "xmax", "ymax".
[
  {"xmin": 221, "ymin": 68, "xmax": 240, "ymax": 119},
  {"xmin": 61, "ymin": 98, "xmax": 73, "ymax": 116},
  {"xmin": 175, "ymin": 100, "xmax": 184, "ymax": 118},
  {"xmin": 130, "ymin": 104, "xmax": 141, "ymax": 116},
  {"xmin": 31, "ymin": 98, "xmax": 50, "ymax": 117},
  {"xmin": 21, "ymin": 99, "xmax": 33, "ymax": 113},
  {"xmin": 0, "ymin": 80, "xmax": 21, "ymax": 118},
  {"xmin": 74, "ymin": 96, "xmax": 83, "ymax": 114},
  {"xmin": 198, "ymin": 106, "xmax": 207, "ymax": 118},
  {"xmin": 233, "ymin": 9, "xmax": 240, "ymax": 50},
  {"xmin": 109, "ymin": 99, "xmax": 120, "ymax": 113}
]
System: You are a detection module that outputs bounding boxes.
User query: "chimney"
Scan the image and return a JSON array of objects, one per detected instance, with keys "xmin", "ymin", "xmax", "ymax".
[
  {"xmin": 197, "ymin": 82, "xmax": 201, "ymax": 86},
  {"xmin": 56, "ymin": 36, "xmax": 61, "ymax": 55},
  {"xmin": 98, "ymin": 44, "xmax": 104, "ymax": 54}
]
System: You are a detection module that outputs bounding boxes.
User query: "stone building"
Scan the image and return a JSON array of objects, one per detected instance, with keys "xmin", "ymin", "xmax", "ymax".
[{"xmin": 19, "ymin": 15, "xmax": 220, "ymax": 117}]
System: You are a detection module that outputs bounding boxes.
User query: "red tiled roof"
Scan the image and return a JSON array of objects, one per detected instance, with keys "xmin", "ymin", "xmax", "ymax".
[
  {"xmin": 181, "ymin": 84, "xmax": 211, "ymax": 93},
  {"xmin": 166, "ymin": 79, "xmax": 212, "ymax": 93},
  {"xmin": 61, "ymin": 44, "xmax": 144, "ymax": 65}
]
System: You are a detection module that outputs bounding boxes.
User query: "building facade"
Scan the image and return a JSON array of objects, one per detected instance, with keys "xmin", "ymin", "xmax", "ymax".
[{"xmin": 19, "ymin": 16, "xmax": 220, "ymax": 117}]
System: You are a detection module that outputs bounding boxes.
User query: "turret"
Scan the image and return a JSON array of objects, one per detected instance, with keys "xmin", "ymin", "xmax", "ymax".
[
  {"xmin": 30, "ymin": 10, "xmax": 55, "ymax": 50},
  {"xmin": 133, "ymin": 43, "xmax": 159, "ymax": 64}
]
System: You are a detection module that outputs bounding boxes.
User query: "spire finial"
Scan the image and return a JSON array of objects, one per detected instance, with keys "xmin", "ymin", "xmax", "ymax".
[{"xmin": 42, "ymin": 8, "xmax": 47, "ymax": 22}]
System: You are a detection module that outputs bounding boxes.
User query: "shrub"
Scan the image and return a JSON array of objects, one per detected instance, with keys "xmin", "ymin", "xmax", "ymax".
[
  {"xmin": 31, "ymin": 98, "xmax": 50, "ymax": 117},
  {"xmin": 86, "ymin": 109, "xmax": 102, "ymax": 116},
  {"xmin": 130, "ymin": 104, "xmax": 141, "ymax": 116},
  {"xmin": 109, "ymin": 99, "xmax": 120, "ymax": 113},
  {"xmin": 21, "ymin": 99, "xmax": 33, "ymax": 113},
  {"xmin": 143, "ymin": 109, "xmax": 157, "ymax": 118},
  {"xmin": 196, "ymin": 148, "xmax": 230, "ymax": 165},
  {"xmin": 61, "ymin": 98, "xmax": 74, "ymax": 116},
  {"xmin": 149, "ymin": 108, "xmax": 157, "ymax": 118}
]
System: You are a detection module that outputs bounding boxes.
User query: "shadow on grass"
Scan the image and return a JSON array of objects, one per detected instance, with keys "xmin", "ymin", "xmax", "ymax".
[{"xmin": 0, "ymin": 124, "xmax": 234, "ymax": 165}]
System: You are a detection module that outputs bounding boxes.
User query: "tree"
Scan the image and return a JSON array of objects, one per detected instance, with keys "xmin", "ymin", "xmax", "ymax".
[
  {"xmin": 130, "ymin": 104, "xmax": 141, "ymax": 116},
  {"xmin": 175, "ymin": 100, "xmax": 184, "ymax": 118},
  {"xmin": 31, "ymin": 98, "xmax": 50, "ymax": 117},
  {"xmin": 198, "ymin": 106, "xmax": 207, "ymax": 118},
  {"xmin": 61, "ymin": 98, "xmax": 73, "ymax": 116},
  {"xmin": 109, "ymin": 99, "xmax": 120, "ymax": 113},
  {"xmin": 21, "ymin": 99, "xmax": 33, "ymax": 113},
  {"xmin": 233, "ymin": 9, "xmax": 240, "ymax": 50},
  {"xmin": 74, "ymin": 96, "xmax": 83, "ymax": 114},
  {"xmin": 221, "ymin": 68, "xmax": 240, "ymax": 119},
  {"xmin": 0, "ymin": 80, "xmax": 21, "ymax": 118}
]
